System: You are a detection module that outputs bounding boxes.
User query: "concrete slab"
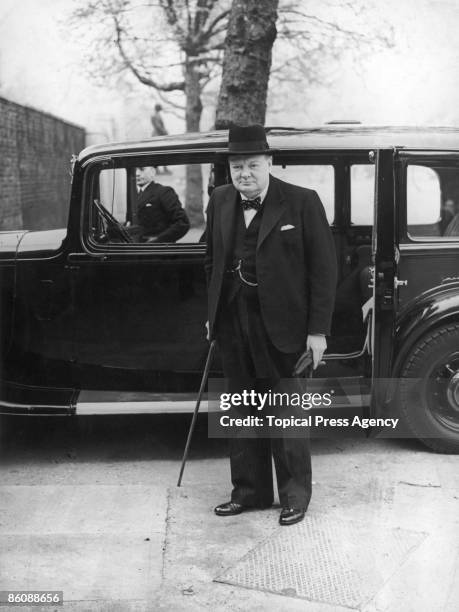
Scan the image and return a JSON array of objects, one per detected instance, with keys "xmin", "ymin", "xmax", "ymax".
[
  {"xmin": 387, "ymin": 483, "xmax": 459, "ymax": 533},
  {"xmin": 160, "ymin": 443, "xmax": 459, "ymax": 611},
  {"xmin": 0, "ymin": 534, "xmax": 163, "ymax": 602},
  {"xmin": 313, "ymin": 446, "xmax": 442, "ymax": 489},
  {"xmin": 436, "ymin": 455, "xmax": 459, "ymax": 491},
  {"xmin": 158, "ymin": 485, "xmax": 352, "ymax": 611},
  {"xmin": 0, "ymin": 485, "xmax": 168, "ymax": 608},
  {"xmin": 0, "ymin": 485, "xmax": 166, "ymax": 535},
  {"xmin": 1, "ymin": 428, "xmax": 458, "ymax": 611},
  {"xmin": 156, "ymin": 582, "xmax": 347, "ymax": 612},
  {"xmin": 444, "ymin": 549, "xmax": 459, "ymax": 612},
  {"xmin": 363, "ymin": 532, "xmax": 459, "ymax": 612}
]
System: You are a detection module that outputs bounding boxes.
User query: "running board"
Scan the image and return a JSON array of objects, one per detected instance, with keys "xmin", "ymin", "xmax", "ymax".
[
  {"xmin": 76, "ymin": 391, "xmax": 206, "ymax": 415},
  {"xmin": 76, "ymin": 385, "xmax": 371, "ymax": 415}
]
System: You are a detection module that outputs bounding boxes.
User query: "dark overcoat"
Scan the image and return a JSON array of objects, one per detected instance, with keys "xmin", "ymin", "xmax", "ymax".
[
  {"xmin": 136, "ymin": 181, "xmax": 189, "ymax": 243},
  {"xmin": 205, "ymin": 175, "xmax": 337, "ymax": 353}
]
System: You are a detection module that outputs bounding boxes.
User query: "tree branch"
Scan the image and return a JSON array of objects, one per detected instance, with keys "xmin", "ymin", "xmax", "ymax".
[
  {"xmin": 158, "ymin": 0, "xmax": 186, "ymax": 44},
  {"xmin": 185, "ymin": 0, "xmax": 192, "ymax": 37},
  {"xmin": 155, "ymin": 88, "xmax": 186, "ymax": 114},
  {"xmin": 279, "ymin": 9, "xmax": 366, "ymax": 40},
  {"xmin": 199, "ymin": 8, "xmax": 230, "ymax": 42},
  {"xmin": 113, "ymin": 15, "xmax": 185, "ymax": 90}
]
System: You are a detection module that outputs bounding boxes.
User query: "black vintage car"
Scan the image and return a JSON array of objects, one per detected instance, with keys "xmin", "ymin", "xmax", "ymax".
[{"xmin": 1, "ymin": 126, "xmax": 459, "ymax": 452}]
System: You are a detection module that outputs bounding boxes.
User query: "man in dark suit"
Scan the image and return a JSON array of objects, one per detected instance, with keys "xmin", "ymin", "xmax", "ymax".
[
  {"xmin": 205, "ymin": 124, "xmax": 337, "ymax": 525},
  {"xmin": 134, "ymin": 166, "xmax": 189, "ymax": 243}
]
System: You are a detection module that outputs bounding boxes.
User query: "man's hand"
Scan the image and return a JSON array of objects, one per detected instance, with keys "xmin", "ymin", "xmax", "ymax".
[
  {"xmin": 205, "ymin": 320, "xmax": 210, "ymax": 341},
  {"xmin": 306, "ymin": 334, "xmax": 327, "ymax": 369}
]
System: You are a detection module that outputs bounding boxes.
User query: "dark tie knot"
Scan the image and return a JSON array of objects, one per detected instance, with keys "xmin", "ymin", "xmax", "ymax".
[{"xmin": 241, "ymin": 196, "xmax": 262, "ymax": 211}]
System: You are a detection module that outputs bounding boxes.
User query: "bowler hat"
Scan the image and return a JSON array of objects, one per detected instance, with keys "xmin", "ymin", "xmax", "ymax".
[{"xmin": 227, "ymin": 124, "xmax": 275, "ymax": 156}]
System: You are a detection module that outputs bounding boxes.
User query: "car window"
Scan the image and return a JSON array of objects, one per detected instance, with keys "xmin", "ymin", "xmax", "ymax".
[
  {"xmin": 91, "ymin": 163, "xmax": 210, "ymax": 245},
  {"xmin": 270, "ymin": 164, "xmax": 334, "ymax": 223},
  {"xmin": 407, "ymin": 164, "xmax": 459, "ymax": 239},
  {"xmin": 99, "ymin": 167, "xmax": 127, "ymax": 222},
  {"xmin": 351, "ymin": 164, "xmax": 375, "ymax": 225}
]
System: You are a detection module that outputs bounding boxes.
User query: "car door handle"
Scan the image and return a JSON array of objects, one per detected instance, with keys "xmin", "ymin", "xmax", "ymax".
[{"xmin": 394, "ymin": 277, "xmax": 408, "ymax": 289}]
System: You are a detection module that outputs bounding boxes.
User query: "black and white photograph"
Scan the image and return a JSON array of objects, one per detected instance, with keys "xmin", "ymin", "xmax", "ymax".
[{"xmin": 0, "ymin": 0, "xmax": 458, "ymax": 610}]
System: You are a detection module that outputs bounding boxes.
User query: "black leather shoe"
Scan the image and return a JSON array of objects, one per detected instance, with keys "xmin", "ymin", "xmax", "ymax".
[
  {"xmin": 279, "ymin": 507, "xmax": 305, "ymax": 526},
  {"xmin": 214, "ymin": 501, "xmax": 246, "ymax": 516}
]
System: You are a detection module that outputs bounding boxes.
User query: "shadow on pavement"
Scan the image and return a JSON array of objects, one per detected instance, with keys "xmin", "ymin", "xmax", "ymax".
[{"xmin": 0, "ymin": 413, "xmax": 227, "ymax": 463}]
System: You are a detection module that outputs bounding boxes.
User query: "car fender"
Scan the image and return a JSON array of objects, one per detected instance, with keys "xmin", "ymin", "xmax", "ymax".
[{"xmin": 391, "ymin": 282, "xmax": 459, "ymax": 383}]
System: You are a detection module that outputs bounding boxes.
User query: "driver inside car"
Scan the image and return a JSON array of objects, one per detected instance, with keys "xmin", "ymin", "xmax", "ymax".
[{"xmin": 131, "ymin": 166, "xmax": 190, "ymax": 243}]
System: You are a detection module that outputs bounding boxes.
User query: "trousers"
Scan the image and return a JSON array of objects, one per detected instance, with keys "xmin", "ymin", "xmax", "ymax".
[{"xmin": 216, "ymin": 285, "xmax": 312, "ymax": 510}]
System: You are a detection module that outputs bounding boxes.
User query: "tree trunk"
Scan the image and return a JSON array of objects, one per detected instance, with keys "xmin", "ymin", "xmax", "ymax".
[
  {"xmin": 184, "ymin": 58, "xmax": 204, "ymax": 227},
  {"xmin": 215, "ymin": 0, "xmax": 279, "ymax": 128}
]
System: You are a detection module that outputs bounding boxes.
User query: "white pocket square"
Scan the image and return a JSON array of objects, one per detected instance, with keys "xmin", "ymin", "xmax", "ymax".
[{"xmin": 280, "ymin": 224, "xmax": 295, "ymax": 231}]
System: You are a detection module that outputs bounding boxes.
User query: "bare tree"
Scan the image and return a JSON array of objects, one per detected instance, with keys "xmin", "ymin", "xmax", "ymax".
[
  {"xmin": 69, "ymin": 0, "xmax": 393, "ymax": 221},
  {"xmin": 70, "ymin": 0, "xmax": 231, "ymax": 226},
  {"xmin": 70, "ymin": 0, "xmax": 392, "ymax": 129},
  {"xmin": 215, "ymin": 0, "xmax": 279, "ymax": 128},
  {"xmin": 214, "ymin": 0, "xmax": 393, "ymax": 127},
  {"xmin": 274, "ymin": 1, "xmax": 393, "ymax": 85},
  {"xmin": 71, "ymin": 0, "xmax": 230, "ymax": 131}
]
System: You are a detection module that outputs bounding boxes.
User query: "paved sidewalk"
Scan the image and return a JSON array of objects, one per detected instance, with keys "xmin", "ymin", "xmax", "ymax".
[
  {"xmin": 157, "ymin": 441, "xmax": 459, "ymax": 612},
  {"xmin": 0, "ymin": 428, "xmax": 458, "ymax": 611}
]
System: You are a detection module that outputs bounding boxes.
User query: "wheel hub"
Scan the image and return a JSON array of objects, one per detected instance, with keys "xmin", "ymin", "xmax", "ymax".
[{"xmin": 446, "ymin": 371, "xmax": 459, "ymax": 412}]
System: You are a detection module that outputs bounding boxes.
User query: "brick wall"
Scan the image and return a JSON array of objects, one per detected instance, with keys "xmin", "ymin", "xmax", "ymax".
[{"xmin": 0, "ymin": 97, "xmax": 86, "ymax": 231}]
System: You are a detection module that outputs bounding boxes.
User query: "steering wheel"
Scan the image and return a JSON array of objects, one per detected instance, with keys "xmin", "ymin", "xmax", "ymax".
[{"xmin": 93, "ymin": 199, "xmax": 133, "ymax": 243}]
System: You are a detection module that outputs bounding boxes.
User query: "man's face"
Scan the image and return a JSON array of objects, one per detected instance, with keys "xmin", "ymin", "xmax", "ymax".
[
  {"xmin": 228, "ymin": 155, "xmax": 272, "ymax": 198},
  {"xmin": 136, "ymin": 166, "xmax": 156, "ymax": 189}
]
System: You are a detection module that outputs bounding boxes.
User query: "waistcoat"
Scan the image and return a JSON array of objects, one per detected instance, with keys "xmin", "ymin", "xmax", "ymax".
[{"xmin": 225, "ymin": 204, "xmax": 264, "ymax": 302}]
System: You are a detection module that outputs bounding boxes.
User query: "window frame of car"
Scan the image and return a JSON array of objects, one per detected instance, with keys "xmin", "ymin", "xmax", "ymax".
[
  {"xmin": 80, "ymin": 152, "xmax": 216, "ymax": 256},
  {"xmin": 79, "ymin": 148, "xmax": 375, "ymax": 257},
  {"xmin": 396, "ymin": 150, "xmax": 459, "ymax": 246}
]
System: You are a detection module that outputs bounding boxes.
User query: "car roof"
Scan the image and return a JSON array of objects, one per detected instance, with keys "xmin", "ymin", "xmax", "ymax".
[{"xmin": 78, "ymin": 125, "xmax": 459, "ymax": 164}]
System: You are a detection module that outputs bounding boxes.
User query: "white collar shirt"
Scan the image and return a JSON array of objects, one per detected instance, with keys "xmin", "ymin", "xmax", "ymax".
[
  {"xmin": 241, "ymin": 183, "xmax": 269, "ymax": 228},
  {"xmin": 138, "ymin": 180, "xmax": 154, "ymax": 194}
]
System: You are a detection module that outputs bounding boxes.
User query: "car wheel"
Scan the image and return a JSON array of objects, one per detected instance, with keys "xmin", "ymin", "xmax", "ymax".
[{"xmin": 398, "ymin": 323, "xmax": 459, "ymax": 454}]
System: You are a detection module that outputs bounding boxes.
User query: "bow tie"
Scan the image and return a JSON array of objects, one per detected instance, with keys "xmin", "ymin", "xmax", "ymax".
[{"xmin": 241, "ymin": 196, "xmax": 262, "ymax": 211}]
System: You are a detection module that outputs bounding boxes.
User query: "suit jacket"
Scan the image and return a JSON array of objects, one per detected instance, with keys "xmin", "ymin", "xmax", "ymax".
[
  {"xmin": 205, "ymin": 175, "xmax": 337, "ymax": 353},
  {"xmin": 136, "ymin": 181, "xmax": 189, "ymax": 243}
]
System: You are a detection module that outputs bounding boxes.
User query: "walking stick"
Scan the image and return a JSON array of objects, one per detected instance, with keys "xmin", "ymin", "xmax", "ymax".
[{"xmin": 177, "ymin": 339, "xmax": 216, "ymax": 487}]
